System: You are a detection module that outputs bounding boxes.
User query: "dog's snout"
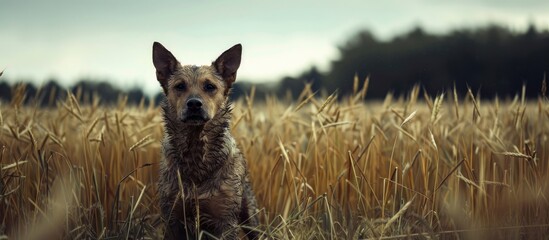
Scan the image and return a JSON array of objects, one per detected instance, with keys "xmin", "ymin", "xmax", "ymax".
[
  {"xmin": 186, "ymin": 98, "xmax": 203, "ymax": 110},
  {"xmin": 181, "ymin": 97, "xmax": 208, "ymax": 123}
]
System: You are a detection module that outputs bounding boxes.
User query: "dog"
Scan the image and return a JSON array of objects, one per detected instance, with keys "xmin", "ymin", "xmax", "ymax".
[{"xmin": 153, "ymin": 42, "xmax": 259, "ymax": 239}]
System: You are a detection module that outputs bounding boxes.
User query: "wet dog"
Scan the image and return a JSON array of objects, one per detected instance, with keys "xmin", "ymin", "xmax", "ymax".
[{"xmin": 153, "ymin": 42, "xmax": 259, "ymax": 239}]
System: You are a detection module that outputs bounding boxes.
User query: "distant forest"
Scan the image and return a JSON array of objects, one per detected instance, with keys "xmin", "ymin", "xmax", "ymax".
[{"xmin": 1, "ymin": 24, "xmax": 548, "ymax": 106}]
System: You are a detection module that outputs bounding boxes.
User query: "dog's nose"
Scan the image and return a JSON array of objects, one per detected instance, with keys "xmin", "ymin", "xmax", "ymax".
[{"xmin": 186, "ymin": 98, "xmax": 203, "ymax": 110}]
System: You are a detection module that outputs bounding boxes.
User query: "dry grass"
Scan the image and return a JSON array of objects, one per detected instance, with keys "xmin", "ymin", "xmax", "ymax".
[{"xmin": 1, "ymin": 82, "xmax": 549, "ymax": 239}]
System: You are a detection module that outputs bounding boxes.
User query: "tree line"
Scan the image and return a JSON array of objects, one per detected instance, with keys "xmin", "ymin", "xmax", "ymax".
[{"xmin": 1, "ymin": 24, "xmax": 548, "ymax": 106}]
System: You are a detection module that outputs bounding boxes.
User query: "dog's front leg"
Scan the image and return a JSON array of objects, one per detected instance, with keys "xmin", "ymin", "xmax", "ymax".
[
  {"xmin": 161, "ymin": 203, "xmax": 197, "ymax": 239},
  {"xmin": 203, "ymin": 218, "xmax": 238, "ymax": 240},
  {"xmin": 164, "ymin": 219, "xmax": 197, "ymax": 240},
  {"xmin": 160, "ymin": 192, "xmax": 198, "ymax": 239}
]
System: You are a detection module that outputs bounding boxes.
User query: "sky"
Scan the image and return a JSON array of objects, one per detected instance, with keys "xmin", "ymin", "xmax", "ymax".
[{"xmin": 1, "ymin": 0, "xmax": 549, "ymax": 95}]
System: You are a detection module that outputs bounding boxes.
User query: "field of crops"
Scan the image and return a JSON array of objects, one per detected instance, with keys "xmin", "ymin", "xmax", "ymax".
[{"xmin": 1, "ymin": 81, "xmax": 549, "ymax": 239}]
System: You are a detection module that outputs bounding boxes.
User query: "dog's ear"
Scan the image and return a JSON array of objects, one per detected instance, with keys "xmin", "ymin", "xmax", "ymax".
[
  {"xmin": 213, "ymin": 44, "xmax": 242, "ymax": 89},
  {"xmin": 153, "ymin": 42, "xmax": 179, "ymax": 93}
]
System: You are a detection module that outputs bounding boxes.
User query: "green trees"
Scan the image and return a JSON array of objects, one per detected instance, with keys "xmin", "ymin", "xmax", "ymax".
[{"xmin": 321, "ymin": 25, "xmax": 549, "ymax": 98}]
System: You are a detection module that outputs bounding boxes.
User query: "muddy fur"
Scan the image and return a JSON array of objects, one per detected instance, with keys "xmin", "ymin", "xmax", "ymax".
[{"xmin": 153, "ymin": 42, "xmax": 259, "ymax": 239}]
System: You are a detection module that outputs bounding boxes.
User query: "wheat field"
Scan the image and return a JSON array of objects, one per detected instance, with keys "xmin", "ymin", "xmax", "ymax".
[{"xmin": 1, "ymin": 80, "xmax": 549, "ymax": 239}]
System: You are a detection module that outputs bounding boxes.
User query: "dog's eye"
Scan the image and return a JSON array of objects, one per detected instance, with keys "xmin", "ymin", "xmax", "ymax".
[
  {"xmin": 174, "ymin": 83, "xmax": 186, "ymax": 91},
  {"xmin": 204, "ymin": 83, "xmax": 217, "ymax": 92}
]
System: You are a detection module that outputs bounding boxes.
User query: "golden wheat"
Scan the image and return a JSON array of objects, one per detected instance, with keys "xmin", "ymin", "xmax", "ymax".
[{"xmin": 1, "ymin": 86, "xmax": 548, "ymax": 239}]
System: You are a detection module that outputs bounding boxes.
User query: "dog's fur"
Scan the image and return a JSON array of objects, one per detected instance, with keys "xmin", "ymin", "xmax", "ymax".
[{"xmin": 153, "ymin": 42, "xmax": 259, "ymax": 239}]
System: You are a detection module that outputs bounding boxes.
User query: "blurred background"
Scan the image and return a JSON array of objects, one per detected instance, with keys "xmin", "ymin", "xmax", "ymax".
[{"xmin": 1, "ymin": 0, "xmax": 549, "ymax": 105}]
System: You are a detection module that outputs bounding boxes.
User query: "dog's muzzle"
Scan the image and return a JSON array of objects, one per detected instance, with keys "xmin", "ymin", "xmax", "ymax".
[{"xmin": 181, "ymin": 98, "xmax": 209, "ymax": 124}]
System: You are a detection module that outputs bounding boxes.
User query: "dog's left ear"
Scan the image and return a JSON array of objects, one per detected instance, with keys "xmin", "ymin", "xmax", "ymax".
[{"xmin": 213, "ymin": 44, "xmax": 242, "ymax": 89}]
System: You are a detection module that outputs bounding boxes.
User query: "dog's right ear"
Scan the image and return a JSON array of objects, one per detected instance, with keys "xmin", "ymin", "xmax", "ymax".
[{"xmin": 153, "ymin": 42, "xmax": 179, "ymax": 93}]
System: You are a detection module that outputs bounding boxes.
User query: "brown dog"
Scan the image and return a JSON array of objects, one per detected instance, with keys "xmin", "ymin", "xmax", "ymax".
[{"xmin": 153, "ymin": 42, "xmax": 259, "ymax": 239}]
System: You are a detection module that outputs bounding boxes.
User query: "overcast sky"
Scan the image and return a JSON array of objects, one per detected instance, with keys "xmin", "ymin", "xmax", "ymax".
[{"xmin": 1, "ymin": 0, "xmax": 549, "ymax": 95}]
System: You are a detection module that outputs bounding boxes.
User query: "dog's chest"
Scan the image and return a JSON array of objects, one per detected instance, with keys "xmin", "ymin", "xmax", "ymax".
[
  {"xmin": 176, "ymin": 151, "xmax": 241, "ymax": 196},
  {"xmin": 179, "ymin": 167, "xmax": 243, "ymax": 219},
  {"xmin": 177, "ymin": 151, "xmax": 219, "ymax": 181},
  {"xmin": 160, "ymin": 126, "xmax": 246, "ymax": 218}
]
